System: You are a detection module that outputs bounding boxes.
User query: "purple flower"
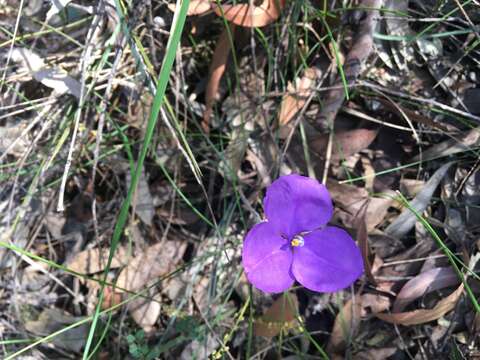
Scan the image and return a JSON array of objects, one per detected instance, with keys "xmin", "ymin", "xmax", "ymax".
[{"xmin": 242, "ymin": 174, "xmax": 364, "ymax": 293}]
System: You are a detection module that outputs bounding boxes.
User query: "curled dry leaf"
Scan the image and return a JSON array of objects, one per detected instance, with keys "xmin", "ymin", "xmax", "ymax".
[
  {"xmin": 254, "ymin": 293, "xmax": 298, "ymax": 337},
  {"xmin": 376, "ymin": 283, "xmax": 464, "ymax": 326},
  {"xmin": 203, "ymin": 25, "xmax": 235, "ymax": 132},
  {"xmin": 328, "ymin": 297, "xmax": 363, "ymax": 354},
  {"xmin": 214, "ymin": 0, "xmax": 285, "ymax": 27},
  {"xmin": 393, "ymin": 267, "xmax": 459, "ymax": 312},
  {"xmin": 278, "ymin": 67, "xmax": 318, "ymax": 138},
  {"xmin": 167, "ymin": 0, "xmax": 212, "ymax": 16},
  {"xmin": 356, "ymin": 209, "xmax": 376, "ymax": 285}
]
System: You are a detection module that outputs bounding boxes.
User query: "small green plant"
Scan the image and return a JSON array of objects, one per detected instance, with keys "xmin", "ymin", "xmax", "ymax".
[
  {"xmin": 127, "ymin": 330, "xmax": 158, "ymax": 360},
  {"xmin": 126, "ymin": 317, "xmax": 206, "ymax": 359}
]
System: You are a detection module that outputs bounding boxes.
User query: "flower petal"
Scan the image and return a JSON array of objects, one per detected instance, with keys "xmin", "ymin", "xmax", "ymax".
[
  {"xmin": 242, "ymin": 222, "xmax": 294, "ymax": 293},
  {"xmin": 291, "ymin": 226, "xmax": 363, "ymax": 292},
  {"xmin": 264, "ymin": 174, "xmax": 333, "ymax": 237}
]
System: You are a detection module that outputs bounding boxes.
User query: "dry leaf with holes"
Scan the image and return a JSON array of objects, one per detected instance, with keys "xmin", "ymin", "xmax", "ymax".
[
  {"xmin": 203, "ymin": 25, "xmax": 235, "ymax": 132},
  {"xmin": 167, "ymin": 0, "xmax": 212, "ymax": 15},
  {"xmin": 278, "ymin": 67, "xmax": 318, "ymax": 138},
  {"xmin": 376, "ymin": 283, "xmax": 464, "ymax": 326},
  {"xmin": 361, "ymin": 293, "xmax": 391, "ymax": 314},
  {"xmin": 214, "ymin": 0, "xmax": 285, "ymax": 27},
  {"xmin": 254, "ymin": 293, "xmax": 298, "ymax": 337}
]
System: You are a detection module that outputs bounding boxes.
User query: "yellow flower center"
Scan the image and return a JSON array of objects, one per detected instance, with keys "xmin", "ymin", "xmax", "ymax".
[{"xmin": 291, "ymin": 235, "xmax": 305, "ymax": 247}]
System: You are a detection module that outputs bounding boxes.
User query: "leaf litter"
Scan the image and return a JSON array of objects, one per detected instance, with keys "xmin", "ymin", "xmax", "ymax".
[{"xmin": 1, "ymin": 0, "xmax": 480, "ymax": 358}]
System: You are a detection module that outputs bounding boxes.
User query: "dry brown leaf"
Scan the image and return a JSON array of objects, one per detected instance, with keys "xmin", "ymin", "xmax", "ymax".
[
  {"xmin": 376, "ymin": 283, "xmax": 464, "ymax": 326},
  {"xmin": 355, "ymin": 347, "xmax": 397, "ymax": 360},
  {"xmin": 361, "ymin": 293, "xmax": 391, "ymax": 315},
  {"xmin": 25, "ymin": 308, "xmax": 88, "ymax": 353},
  {"xmin": 254, "ymin": 293, "xmax": 298, "ymax": 337},
  {"xmin": 101, "ymin": 285, "xmax": 123, "ymax": 310},
  {"xmin": 310, "ymin": 128, "xmax": 379, "ymax": 162},
  {"xmin": 356, "ymin": 209, "xmax": 376, "ymax": 285},
  {"xmin": 214, "ymin": 0, "xmax": 285, "ymax": 27},
  {"xmin": 411, "ymin": 127, "xmax": 480, "ymax": 162},
  {"xmin": 393, "ymin": 267, "xmax": 459, "ymax": 312},
  {"xmin": 203, "ymin": 25, "xmax": 235, "ymax": 132},
  {"xmin": 110, "ymin": 241, "xmax": 186, "ymax": 330},
  {"xmin": 167, "ymin": 0, "xmax": 212, "ymax": 16},
  {"xmin": 128, "ymin": 291, "xmax": 162, "ymax": 332},
  {"xmin": 329, "ymin": 181, "xmax": 394, "ymax": 231},
  {"xmin": 67, "ymin": 246, "xmax": 130, "ymax": 275},
  {"xmin": 278, "ymin": 67, "xmax": 318, "ymax": 137},
  {"xmin": 328, "ymin": 297, "xmax": 363, "ymax": 354},
  {"xmin": 116, "ymin": 241, "xmax": 186, "ymax": 292}
]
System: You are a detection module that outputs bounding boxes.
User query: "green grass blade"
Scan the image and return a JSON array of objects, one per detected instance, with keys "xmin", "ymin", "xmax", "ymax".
[{"xmin": 82, "ymin": 0, "xmax": 192, "ymax": 357}]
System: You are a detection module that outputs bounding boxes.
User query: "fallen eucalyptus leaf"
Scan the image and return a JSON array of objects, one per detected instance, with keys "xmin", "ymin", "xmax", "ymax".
[
  {"xmin": 393, "ymin": 267, "xmax": 459, "ymax": 312},
  {"xmin": 385, "ymin": 162, "xmax": 453, "ymax": 238},
  {"xmin": 377, "ymin": 283, "xmax": 464, "ymax": 326}
]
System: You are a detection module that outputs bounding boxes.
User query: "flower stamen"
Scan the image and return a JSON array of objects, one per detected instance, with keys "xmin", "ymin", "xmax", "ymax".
[{"xmin": 291, "ymin": 235, "xmax": 305, "ymax": 247}]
